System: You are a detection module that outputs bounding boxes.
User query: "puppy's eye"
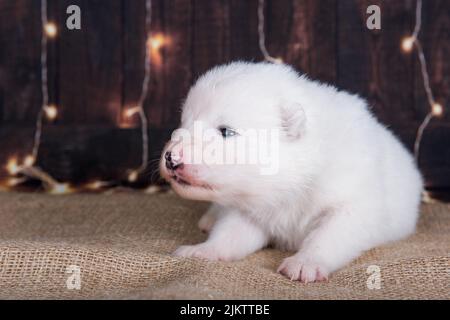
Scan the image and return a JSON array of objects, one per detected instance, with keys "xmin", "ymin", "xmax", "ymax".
[{"xmin": 218, "ymin": 126, "xmax": 238, "ymax": 138}]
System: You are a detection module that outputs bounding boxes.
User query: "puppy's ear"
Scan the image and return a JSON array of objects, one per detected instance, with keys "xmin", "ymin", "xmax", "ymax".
[{"xmin": 280, "ymin": 102, "xmax": 306, "ymax": 140}]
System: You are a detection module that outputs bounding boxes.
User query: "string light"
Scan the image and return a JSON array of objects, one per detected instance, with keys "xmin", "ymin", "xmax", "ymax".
[
  {"xmin": 401, "ymin": 36, "xmax": 415, "ymax": 53},
  {"xmin": 33, "ymin": 0, "xmax": 50, "ymax": 162},
  {"xmin": 23, "ymin": 155, "xmax": 36, "ymax": 167},
  {"xmin": 126, "ymin": 0, "xmax": 152, "ymax": 183},
  {"xmin": 124, "ymin": 107, "xmax": 140, "ymax": 118},
  {"xmin": 2, "ymin": 0, "xmax": 71, "ymax": 194},
  {"xmin": 148, "ymin": 33, "xmax": 166, "ymax": 51},
  {"xmin": 44, "ymin": 22, "xmax": 57, "ymax": 38},
  {"xmin": 49, "ymin": 183, "xmax": 73, "ymax": 195},
  {"xmin": 147, "ymin": 32, "xmax": 168, "ymax": 67},
  {"xmin": 403, "ymin": 0, "xmax": 445, "ymax": 164},
  {"xmin": 23, "ymin": 0, "xmax": 63, "ymax": 192},
  {"xmin": 431, "ymin": 103, "xmax": 443, "ymax": 117},
  {"xmin": 44, "ymin": 104, "xmax": 58, "ymax": 121},
  {"xmin": 6, "ymin": 177, "xmax": 27, "ymax": 188},
  {"xmin": 6, "ymin": 157, "xmax": 20, "ymax": 176},
  {"xmin": 257, "ymin": 0, "xmax": 283, "ymax": 64},
  {"xmin": 85, "ymin": 180, "xmax": 112, "ymax": 191},
  {"xmin": 86, "ymin": 181, "xmax": 103, "ymax": 190},
  {"xmin": 5, "ymin": 0, "xmax": 151, "ymax": 191},
  {"xmin": 144, "ymin": 185, "xmax": 161, "ymax": 194},
  {"xmin": 128, "ymin": 170, "xmax": 139, "ymax": 183}
]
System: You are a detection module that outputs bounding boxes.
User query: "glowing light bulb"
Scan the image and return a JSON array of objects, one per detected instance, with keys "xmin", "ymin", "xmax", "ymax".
[
  {"xmin": 6, "ymin": 177, "xmax": 25, "ymax": 187},
  {"xmin": 23, "ymin": 155, "xmax": 36, "ymax": 167},
  {"xmin": 432, "ymin": 103, "xmax": 443, "ymax": 117},
  {"xmin": 44, "ymin": 105, "xmax": 58, "ymax": 121},
  {"xmin": 124, "ymin": 107, "xmax": 140, "ymax": 118},
  {"xmin": 274, "ymin": 57, "xmax": 284, "ymax": 64},
  {"xmin": 401, "ymin": 36, "xmax": 415, "ymax": 53},
  {"xmin": 85, "ymin": 180, "xmax": 109, "ymax": 190},
  {"xmin": 148, "ymin": 33, "xmax": 166, "ymax": 51},
  {"xmin": 128, "ymin": 170, "xmax": 139, "ymax": 183},
  {"xmin": 6, "ymin": 158, "xmax": 20, "ymax": 175},
  {"xmin": 49, "ymin": 183, "xmax": 73, "ymax": 195},
  {"xmin": 44, "ymin": 22, "xmax": 58, "ymax": 38}
]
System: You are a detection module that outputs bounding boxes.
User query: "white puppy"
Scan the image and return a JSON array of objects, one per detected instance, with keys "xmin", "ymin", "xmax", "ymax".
[{"xmin": 160, "ymin": 62, "xmax": 423, "ymax": 282}]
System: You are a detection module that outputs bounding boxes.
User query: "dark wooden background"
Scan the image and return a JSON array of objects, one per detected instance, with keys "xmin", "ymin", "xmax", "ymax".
[{"xmin": 0, "ymin": 0, "xmax": 449, "ymax": 188}]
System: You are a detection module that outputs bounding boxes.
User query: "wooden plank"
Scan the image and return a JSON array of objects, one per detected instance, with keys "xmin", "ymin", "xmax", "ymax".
[
  {"xmin": 0, "ymin": 125, "xmax": 173, "ymax": 184},
  {"xmin": 0, "ymin": 124, "xmax": 448, "ymax": 187},
  {"xmin": 0, "ymin": 0, "xmax": 42, "ymax": 124},
  {"xmin": 191, "ymin": 0, "xmax": 230, "ymax": 79},
  {"xmin": 337, "ymin": 0, "xmax": 415, "ymax": 126},
  {"xmin": 394, "ymin": 124, "xmax": 450, "ymax": 189},
  {"xmin": 413, "ymin": 0, "xmax": 449, "ymax": 122},
  {"xmin": 47, "ymin": 0, "xmax": 59, "ymax": 109},
  {"xmin": 336, "ymin": 0, "xmax": 450, "ymax": 187},
  {"xmin": 122, "ymin": 0, "xmax": 147, "ymax": 128},
  {"xmin": 143, "ymin": 0, "xmax": 166, "ymax": 128},
  {"xmin": 0, "ymin": 0, "xmax": 449, "ymax": 190},
  {"xmin": 122, "ymin": 0, "xmax": 193, "ymax": 130},
  {"xmin": 159, "ymin": 0, "xmax": 194, "ymax": 128},
  {"xmin": 267, "ymin": 0, "xmax": 337, "ymax": 83},
  {"xmin": 336, "ymin": 0, "xmax": 370, "ymax": 97},
  {"xmin": 306, "ymin": 0, "xmax": 338, "ymax": 83},
  {"xmin": 56, "ymin": 0, "xmax": 122, "ymax": 125},
  {"xmin": 228, "ymin": 0, "xmax": 260, "ymax": 61},
  {"xmin": 371, "ymin": 0, "xmax": 416, "ymax": 126},
  {"xmin": 411, "ymin": 0, "xmax": 450, "ymax": 179},
  {"xmin": 265, "ymin": 0, "xmax": 293, "ymax": 62}
]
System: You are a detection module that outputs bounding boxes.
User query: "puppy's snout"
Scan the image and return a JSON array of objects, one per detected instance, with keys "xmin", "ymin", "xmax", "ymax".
[{"xmin": 165, "ymin": 151, "xmax": 184, "ymax": 171}]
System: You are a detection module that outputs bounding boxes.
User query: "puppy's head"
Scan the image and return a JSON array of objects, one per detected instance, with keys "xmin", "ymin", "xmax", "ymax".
[{"xmin": 160, "ymin": 62, "xmax": 310, "ymax": 205}]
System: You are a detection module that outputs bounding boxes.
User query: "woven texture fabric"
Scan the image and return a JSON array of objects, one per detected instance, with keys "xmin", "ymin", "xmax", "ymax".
[{"xmin": 0, "ymin": 191, "xmax": 448, "ymax": 299}]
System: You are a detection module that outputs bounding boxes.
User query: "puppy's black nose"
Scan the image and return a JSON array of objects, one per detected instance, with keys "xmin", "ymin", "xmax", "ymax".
[
  {"xmin": 165, "ymin": 151, "xmax": 183, "ymax": 170},
  {"xmin": 165, "ymin": 151, "xmax": 173, "ymax": 170}
]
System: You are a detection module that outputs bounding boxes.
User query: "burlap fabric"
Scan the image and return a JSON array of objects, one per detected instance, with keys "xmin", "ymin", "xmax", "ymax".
[{"xmin": 0, "ymin": 191, "xmax": 448, "ymax": 299}]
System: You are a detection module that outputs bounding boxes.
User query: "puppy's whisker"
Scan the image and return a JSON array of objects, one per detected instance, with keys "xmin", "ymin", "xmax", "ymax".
[
  {"xmin": 150, "ymin": 168, "xmax": 162, "ymax": 182},
  {"xmin": 139, "ymin": 158, "xmax": 163, "ymax": 176}
]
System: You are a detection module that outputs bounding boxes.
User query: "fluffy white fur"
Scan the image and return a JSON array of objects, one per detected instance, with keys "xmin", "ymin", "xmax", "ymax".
[{"xmin": 160, "ymin": 62, "xmax": 423, "ymax": 282}]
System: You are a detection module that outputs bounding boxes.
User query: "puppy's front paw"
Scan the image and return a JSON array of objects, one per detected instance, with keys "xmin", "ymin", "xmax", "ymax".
[
  {"xmin": 197, "ymin": 212, "xmax": 217, "ymax": 233},
  {"xmin": 277, "ymin": 255, "xmax": 329, "ymax": 283},
  {"xmin": 173, "ymin": 243, "xmax": 230, "ymax": 261}
]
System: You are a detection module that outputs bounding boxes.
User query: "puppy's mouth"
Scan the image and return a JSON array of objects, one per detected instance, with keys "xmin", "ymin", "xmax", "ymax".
[
  {"xmin": 170, "ymin": 173, "xmax": 212, "ymax": 190},
  {"xmin": 171, "ymin": 174, "xmax": 191, "ymax": 186}
]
